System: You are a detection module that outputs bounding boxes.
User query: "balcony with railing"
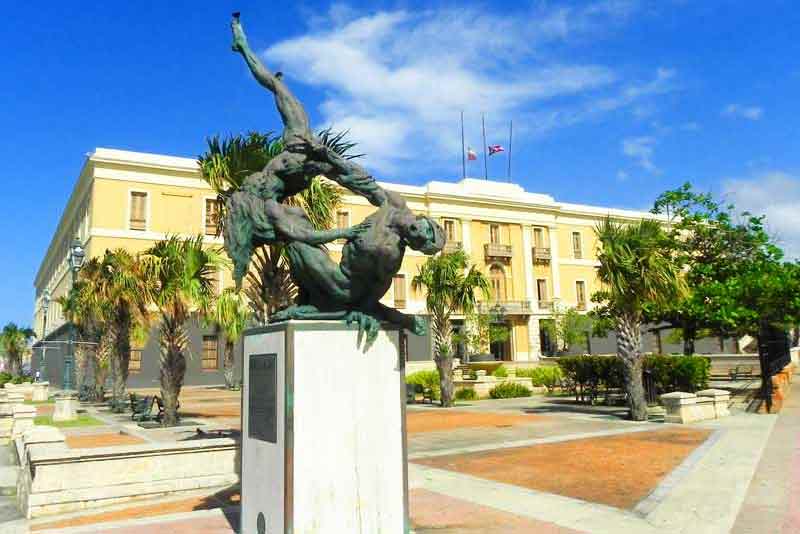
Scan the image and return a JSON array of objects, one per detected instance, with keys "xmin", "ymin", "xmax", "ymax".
[
  {"xmin": 484, "ymin": 243, "xmax": 513, "ymax": 259},
  {"xmin": 443, "ymin": 240, "xmax": 463, "ymax": 254},
  {"xmin": 537, "ymin": 299, "xmax": 554, "ymax": 310},
  {"xmin": 532, "ymin": 247, "xmax": 551, "ymax": 263},
  {"xmin": 576, "ymin": 301, "xmax": 587, "ymax": 311},
  {"xmin": 478, "ymin": 300, "xmax": 532, "ymax": 315}
]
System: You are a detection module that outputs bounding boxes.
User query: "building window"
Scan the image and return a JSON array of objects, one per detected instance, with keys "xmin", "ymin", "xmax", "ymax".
[
  {"xmin": 537, "ymin": 279, "xmax": 549, "ymax": 307},
  {"xmin": 202, "ymin": 335, "xmax": 219, "ymax": 370},
  {"xmin": 129, "ymin": 191, "xmax": 147, "ymax": 231},
  {"xmin": 490, "ymin": 224, "xmax": 500, "ymax": 244},
  {"xmin": 572, "ymin": 231, "xmax": 583, "ymax": 259},
  {"xmin": 444, "ymin": 219, "xmax": 456, "ymax": 241},
  {"xmin": 490, "ymin": 265, "xmax": 506, "ymax": 301},
  {"xmin": 129, "ymin": 349, "xmax": 142, "ymax": 373},
  {"xmin": 205, "ymin": 198, "xmax": 220, "ymax": 236},
  {"xmin": 533, "ymin": 227, "xmax": 545, "ymax": 248},
  {"xmin": 393, "ymin": 274, "xmax": 407, "ymax": 309},
  {"xmin": 576, "ymin": 281, "xmax": 587, "ymax": 310}
]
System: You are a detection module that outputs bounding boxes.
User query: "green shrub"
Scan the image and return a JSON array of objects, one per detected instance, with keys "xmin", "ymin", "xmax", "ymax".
[
  {"xmin": 406, "ymin": 370, "xmax": 441, "ymax": 400},
  {"xmin": 491, "ymin": 365, "xmax": 508, "ymax": 378},
  {"xmin": 557, "ymin": 354, "xmax": 711, "ymax": 404},
  {"xmin": 0, "ymin": 372, "xmax": 12, "ymax": 387},
  {"xmin": 11, "ymin": 375, "xmax": 27, "ymax": 385},
  {"xmin": 489, "ymin": 382, "xmax": 532, "ymax": 399},
  {"xmin": 455, "ymin": 388, "xmax": 478, "ymax": 401},
  {"xmin": 516, "ymin": 367, "xmax": 564, "ymax": 391}
]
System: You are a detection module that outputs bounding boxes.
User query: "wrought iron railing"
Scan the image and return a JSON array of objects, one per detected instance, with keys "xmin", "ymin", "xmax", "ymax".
[
  {"xmin": 443, "ymin": 241, "xmax": 462, "ymax": 254},
  {"xmin": 532, "ymin": 247, "xmax": 551, "ymax": 262},
  {"xmin": 538, "ymin": 299, "xmax": 554, "ymax": 310},
  {"xmin": 477, "ymin": 300, "xmax": 532, "ymax": 315}
]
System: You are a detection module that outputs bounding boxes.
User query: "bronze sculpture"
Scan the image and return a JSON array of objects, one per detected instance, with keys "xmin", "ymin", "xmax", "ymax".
[{"xmin": 225, "ymin": 13, "xmax": 445, "ymax": 341}]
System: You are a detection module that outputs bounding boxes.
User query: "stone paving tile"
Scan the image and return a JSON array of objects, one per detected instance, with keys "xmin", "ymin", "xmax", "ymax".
[
  {"xmin": 414, "ymin": 427, "xmax": 712, "ymax": 510},
  {"xmin": 407, "ymin": 409, "xmax": 545, "ymax": 434},
  {"xmin": 410, "ymin": 488, "xmax": 586, "ymax": 533},
  {"xmin": 408, "ymin": 415, "xmax": 633, "ymax": 456}
]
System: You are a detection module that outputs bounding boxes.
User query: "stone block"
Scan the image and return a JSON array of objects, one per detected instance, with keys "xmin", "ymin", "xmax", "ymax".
[
  {"xmin": 475, "ymin": 370, "xmax": 487, "ymax": 377},
  {"xmin": 31, "ymin": 383, "xmax": 49, "ymax": 402},
  {"xmin": 660, "ymin": 391, "xmax": 697, "ymax": 407},
  {"xmin": 12, "ymin": 404, "xmax": 36, "ymax": 439},
  {"xmin": 53, "ymin": 393, "xmax": 78, "ymax": 422},
  {"xmin": 506, "ymin": 367, "xmax": 517, "ymax": 378},
  {"xmin": 697, "ymin": 388, "xmax": 731, "ymax": 418}
]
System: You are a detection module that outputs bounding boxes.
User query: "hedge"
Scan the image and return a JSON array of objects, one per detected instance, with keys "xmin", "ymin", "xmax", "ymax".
[
  {"xmin": 556, "ymin": 354, "xmax": 710, "ymax": 404},
  {"xmin": 406, "ymin": 370, "xmax": 441, "ymax": 400},
  {"xmin": 489, "ymin": 382, "xmax": 532, "ymax": 399},
  {"xmin": 454, "ymin": 388, "xmax": 478, "ymax": 401},
  {"xmin": 515, "ymin": 367, "xmax": 563, "ymax": 391}
]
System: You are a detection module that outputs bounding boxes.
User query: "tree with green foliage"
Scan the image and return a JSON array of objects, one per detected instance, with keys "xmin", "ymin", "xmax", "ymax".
[
  {"xmin": 542, "ymin": 304, "xmax": 594, "ymax": 354},
  {"xmin": 73, "ymin": 251, "xmax": 152, "ymax": 409},
  {"xmin": 412, "ymin": 250, "xmax": 490, "ymax": 407},
  {"xmin": 143, "ymin": 236, "xmax": 225, "ymax": 425},
  {"xmin": 0, "ymin": 323, "xmax": 35, "ymax": 376},
  {"xmin": 650, "ymin": 182, "xmax": 783, "ymax": 353},
  {"xmin": 593, "ymin": 217, "xmax": 687, "ymax": 420},
  {"xmin": 212, "ymin": 288, "xmax": 251, "ymax": 388},
  {"xmin": 456, "ymin": 309, "xmax": 510, "ymax": 357},
  {"xmin": 198, "ymin": 130, "xmax": 351, "ymax": 320}
]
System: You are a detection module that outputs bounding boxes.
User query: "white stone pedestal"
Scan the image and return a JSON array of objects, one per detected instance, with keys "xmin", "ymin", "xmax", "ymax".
[
  {"xmin": 53, "ymin": 393, "xmax": 78, "ymax": 422},
  {"xmin": 241, "ymin": 321, "xmax": 408, "ymax": 534},
  {"xmin": 32, "ymin": 382, "xmax": 49, "ymax": 402}
]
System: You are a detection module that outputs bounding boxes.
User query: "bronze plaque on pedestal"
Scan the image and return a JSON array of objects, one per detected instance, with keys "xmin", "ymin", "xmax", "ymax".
[{"xmin": 248, "ymin": 353, "xmax": 277, "ymax": 443}]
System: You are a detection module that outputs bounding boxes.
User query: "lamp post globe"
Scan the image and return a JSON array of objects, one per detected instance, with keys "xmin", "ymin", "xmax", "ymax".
[{"xmin": 63, "ymin": 237, "xmax": 85, "ymax": 391}]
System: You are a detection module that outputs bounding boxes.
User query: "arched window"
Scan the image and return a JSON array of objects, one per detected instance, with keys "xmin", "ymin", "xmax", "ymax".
[{"xmin": 489, "ymin": 265, "xmax": 506, "ymax": 301}]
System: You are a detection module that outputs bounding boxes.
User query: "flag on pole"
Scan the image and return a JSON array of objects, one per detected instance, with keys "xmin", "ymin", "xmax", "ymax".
[
  {"xmin": 488, "ymin": 144, "xmax": 505, "ymax": 156},
  {"xmin": 467, "ymin": 147, "xmax": 478, "ymax": 161}
]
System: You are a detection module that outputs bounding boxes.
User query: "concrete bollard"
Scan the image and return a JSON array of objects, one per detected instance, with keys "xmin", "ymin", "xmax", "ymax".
[
  {"xmin": 31, "ymin": 382, "xmax": 49, "ymax": 403},
  {"xmin": 660, "ymin": 392, "xmax": 701, "ymax": 424},
  {"xmin": 697, "ymin": 389, "xmax": 731, "ymax": 418},
  {"xmin": 53, "ymin": 392, "xmax": 79, "ymax": 422}
]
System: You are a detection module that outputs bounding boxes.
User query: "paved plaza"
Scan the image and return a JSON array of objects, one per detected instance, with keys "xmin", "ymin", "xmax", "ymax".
[{"xmin": 6, "ymin": 382, "xmax": 798, "ymax": 533}]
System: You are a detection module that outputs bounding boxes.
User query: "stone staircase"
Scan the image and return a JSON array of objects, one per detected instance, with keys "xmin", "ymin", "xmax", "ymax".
[{"xmin": 0, "ymin": 444, "xmax": 26, "ymax": 532}]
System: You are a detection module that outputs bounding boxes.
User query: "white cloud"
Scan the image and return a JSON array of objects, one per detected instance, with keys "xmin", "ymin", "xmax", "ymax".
[
  {"xmin": 616, "ymin": 170, "xmax": 629, "ymax": 181},
  {"xmin": 723, "ymin": 171, "xmax": 800, "ymax": 259},
  {"xmin": 622, "ymin": 136, "xmax": 658, "ymax": 173},
  {"xmin": 259, "ymin": 2, "xmax": 671, "ymax": 176},
  {"xmin": 722, "ymin": 104, "xmax": 763, "ymax": 121}
]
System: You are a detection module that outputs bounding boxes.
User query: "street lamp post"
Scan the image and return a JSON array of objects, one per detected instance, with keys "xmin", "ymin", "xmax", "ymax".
[
  {"xmin": 40, "ymin": 289, "xmax": 51, "ymax": 382},
  {"xmin": 63, "ymin": 237, "xmax": 85, "ymax": 391}
]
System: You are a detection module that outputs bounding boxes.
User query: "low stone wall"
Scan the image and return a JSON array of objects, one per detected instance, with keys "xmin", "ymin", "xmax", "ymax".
[
  {"xmin": 760, "ymin": 363, "xmax": 796, "ymax": 413},
  {"xmin": 791, "ymin": 348, "xmax": 799, "ymax": 367},
  {"xmin": 17, "ymin": 431, "xmax": 240, "ymax": 518},
  {"xmin": 660, "ymin": 389, "xmax": 731, "ymax": 424}
]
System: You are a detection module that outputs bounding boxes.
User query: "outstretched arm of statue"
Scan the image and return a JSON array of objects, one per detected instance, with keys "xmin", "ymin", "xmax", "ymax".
[
  {"xmin": 231, "ymin": 13, "xmax": 311, "ymax": 142},
  {"xmin": 268, "ymin": 201, "xmax": 371, "ymax": 245},
  {"xmin": 301, "ymin": 137, "xmax": 394, "ymax": 207},
  {"xmin": 231, "ymin": 13, "xmax": 279, "ymax": 92}
]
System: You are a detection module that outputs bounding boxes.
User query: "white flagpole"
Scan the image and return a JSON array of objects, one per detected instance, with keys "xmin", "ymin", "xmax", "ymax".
[
  {"xmin": 482, "ymin": 113, "xmax": 488, "ymax": 180},
  {"xmin": 461, "ymin": 111, "xmax": 466, "ymax": 180}
]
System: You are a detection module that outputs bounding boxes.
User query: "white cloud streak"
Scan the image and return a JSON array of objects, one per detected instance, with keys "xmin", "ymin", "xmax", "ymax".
[
  {"xmin": 723, "ymin": 171, "xmax": 800, "ymax": 259},
  {"xmin": 622, "ymin": 136, "xmax": 658, "ymax": 173},
  {"xmin": 722, "ymin": 104, "xmax": 763, "ymax": 121},
  {"xmin": 259, "ymin": 2, "xmax": 675, "ymax": 177}
]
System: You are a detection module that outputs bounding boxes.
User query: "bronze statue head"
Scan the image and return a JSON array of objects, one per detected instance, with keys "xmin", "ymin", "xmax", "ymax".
[{"xmin": 404, "ymin": 215, "xmax": 445, "ymax": 255}]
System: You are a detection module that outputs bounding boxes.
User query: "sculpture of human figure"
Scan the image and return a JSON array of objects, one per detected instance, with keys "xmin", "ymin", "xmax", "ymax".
[{"xmin": 226, "ymin": 14, "xmax": 446, "ymax": 339}]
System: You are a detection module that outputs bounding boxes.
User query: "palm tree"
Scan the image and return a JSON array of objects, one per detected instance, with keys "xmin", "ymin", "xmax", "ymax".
[
  {"xmin": 213, "ymin": 288, "xmax": 251, "ymax": 388},
  {"xmin": 198, "ymin": 130, "xmax": 348, "ymax": 319},
  {"xmin": 77, "ymin": 252, "xmax": 152, "ymax": 409},
  {"xmin": 0, "ymin": 323, "xmax": 35, "ymax": 376},
  {"xmin": 412, "ymin": 250, "xmax": 490, "ymax": 407},
  {"xmin": 143, "ymin": 236, "xmax": 224, "ymax": 425},
  {"xmin": 594, "ymin": 217, "xmax": 687, "ymax": 421}
]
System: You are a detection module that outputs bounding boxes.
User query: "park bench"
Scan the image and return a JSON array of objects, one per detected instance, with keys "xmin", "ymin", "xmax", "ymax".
[
  {"xmin": 129, "ymin": 394, "xmax": 157, "ymax": 422},
  {"xmin": 154, "ymin": 395, "xmax": 180, "ymax": 423},
  {"xmin": 729, "ymin": 365, "xmax": 756, "ymax": 381}
]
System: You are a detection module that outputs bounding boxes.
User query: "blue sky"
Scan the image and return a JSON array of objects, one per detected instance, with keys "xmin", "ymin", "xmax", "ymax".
[{"xmin": 1, "ymin": 0, "xmax": 799, "ymax": 326}]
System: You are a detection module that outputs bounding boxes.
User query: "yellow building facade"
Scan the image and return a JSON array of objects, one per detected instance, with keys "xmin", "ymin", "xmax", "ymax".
[{"xmin": 34, "ymin": 148, "xmax": 657, "ymax": 362}]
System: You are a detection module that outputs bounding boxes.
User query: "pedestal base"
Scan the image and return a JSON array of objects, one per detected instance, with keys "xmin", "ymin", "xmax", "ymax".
[{"xmin": 241, "ymin": 321, "xmax": 408, "ymax": 534}]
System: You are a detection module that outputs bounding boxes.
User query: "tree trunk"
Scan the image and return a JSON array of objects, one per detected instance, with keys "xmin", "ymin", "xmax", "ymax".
[
  {"xmin": 159, "ymin": 316, "xmax": 187, "ymax": 426},
  {"xmin": 7, "ymin": 352, "xmax": 19, "ymax": 377},
  {"xmin": 94, "ymin": 335, "xmax": 111, "ymax": 402},
  {"xmin": 617, "ymin": 314, "xmax": 648, "ymax": 421},
  {"xmin": 223, "ymin": 340, "xmax": 235, "ymax": 389},
  {"xmin": 432, "ymin": 312, "xmax": 455, "ymax": 407},
  {"xmin": 682, "ymin": 322, "xmax": 696, "ymax": 356},
  {"xmin": 110, "ymin": 307, "xmax": 132, "ymax": 410}
]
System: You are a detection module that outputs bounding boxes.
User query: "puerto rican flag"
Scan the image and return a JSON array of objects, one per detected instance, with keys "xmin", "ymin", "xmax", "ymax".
[
  {"xmin": 467, "ymin": 147, "xmax": 478, "ymax": 161},
  {"xmin": 488, "ymin": 144, "xmax": 505, "ymax": 156}
]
